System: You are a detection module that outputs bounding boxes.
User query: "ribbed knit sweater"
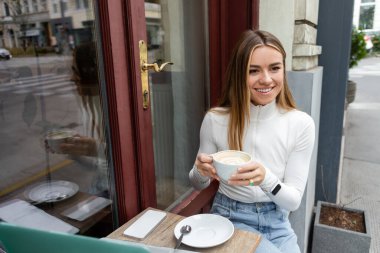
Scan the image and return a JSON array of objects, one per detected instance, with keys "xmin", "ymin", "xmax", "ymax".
[{"xmin": 189, "ymin": 100, "xmax": 315, "ymax": 211}]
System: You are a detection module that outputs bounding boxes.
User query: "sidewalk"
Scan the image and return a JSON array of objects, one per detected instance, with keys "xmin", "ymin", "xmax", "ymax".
[{"xmin": 340, "ymin": 56, "xmax": 380, "ymax": 253}]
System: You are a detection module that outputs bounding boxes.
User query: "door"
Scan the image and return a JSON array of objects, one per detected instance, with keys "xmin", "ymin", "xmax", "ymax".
[
  {"xmin": 122, "ymin": 0, "xmax": 258, "ymax": 214},
  {"xmin": 99, "ymin": 0, "xmax": 214, "ymax": 220}
]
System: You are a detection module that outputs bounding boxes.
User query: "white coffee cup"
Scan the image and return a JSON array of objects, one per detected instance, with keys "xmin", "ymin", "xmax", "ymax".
[
  {"xmin": 212, "ymin": 150, "xmax": 252, "ymax": 181},
  {"xmin": 45, "ymin": 129, "xmax": 75, "ymax": 153}
]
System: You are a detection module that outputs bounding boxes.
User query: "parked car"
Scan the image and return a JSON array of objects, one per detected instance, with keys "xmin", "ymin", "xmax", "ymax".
[{"xmin": 0, "ymin": 48, "xmax": 12, "ymax": 60}]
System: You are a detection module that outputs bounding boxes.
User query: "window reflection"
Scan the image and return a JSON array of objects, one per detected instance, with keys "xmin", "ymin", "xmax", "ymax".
[{"xmin": 0, "ymin": 0, "xmax": 114, "ymax": 237}]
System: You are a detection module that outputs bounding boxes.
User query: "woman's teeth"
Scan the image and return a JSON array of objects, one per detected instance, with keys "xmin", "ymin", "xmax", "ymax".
[{"xmin": 256, "ymin": 88, "xmax": 272, "ymax": 93}]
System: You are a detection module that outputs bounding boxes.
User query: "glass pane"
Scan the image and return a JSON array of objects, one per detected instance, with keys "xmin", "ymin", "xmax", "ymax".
[
  {"xmin": 145, "ymin": 0, "xmax": 209, "ymax": 209},
  {"xmin": 0, "ymin": 0, "xmax": 115, "ymax": 237},
  {"xmin": 359, "ymin": 5, "xmax": 375, "ymax": 30}
]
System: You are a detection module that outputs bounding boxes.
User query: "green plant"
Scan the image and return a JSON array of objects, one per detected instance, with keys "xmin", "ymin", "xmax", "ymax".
[
  {"xmin": 8, "ymin": 47, "xmax": 26, "ymax": 56},
  {"xmin": 25, "ymin": 46, "xmax": 36, "ymax": 55},
  {"xmin": 349, "ymin": 28, "xmax": 368, "ymax": 68},
  {"xmin": 7, "ymin": 46, "xmax": 56, "ymax": 57},
  {"xmin": 372, "ymin": 34, "xmax": 380, "ymax": 52}
]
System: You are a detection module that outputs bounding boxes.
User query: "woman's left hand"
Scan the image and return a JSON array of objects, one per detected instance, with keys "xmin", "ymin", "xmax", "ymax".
[{"xmin": 228, "ymin": 162, "xmax": 266, "ymax": 186}]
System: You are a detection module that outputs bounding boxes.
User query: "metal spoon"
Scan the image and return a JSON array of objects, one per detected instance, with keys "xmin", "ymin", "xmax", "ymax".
[{"xmin": 175, "ymin": 225, "xmax": 191, "ymax": 249}]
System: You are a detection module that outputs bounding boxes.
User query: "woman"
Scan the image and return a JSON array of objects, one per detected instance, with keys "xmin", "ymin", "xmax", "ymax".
[
  {"xmin": 189, "ymin": 30, "xmax": 315, "ymax": 253},
  {"xmin": 66, "ymin": 41, "xmax": 109, "ymax": 196},
  {"xmin": 46, "ymin": 42, "xmax": 109, "ymax": 196}
]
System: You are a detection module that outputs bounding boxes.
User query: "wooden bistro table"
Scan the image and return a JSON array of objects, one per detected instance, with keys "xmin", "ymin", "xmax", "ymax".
[{"xmin": 107, "ymin": 208, "xmax": 261, "ymax": 253}]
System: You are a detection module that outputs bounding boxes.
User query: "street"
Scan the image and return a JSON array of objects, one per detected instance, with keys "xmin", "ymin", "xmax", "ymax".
[
  {"xmin": 345, "ymin": 56, "xmax": 380, "ymax": 164},
  {"xmin": 341, "ymin": 56, "xmax": 380, "ymax": 253}
]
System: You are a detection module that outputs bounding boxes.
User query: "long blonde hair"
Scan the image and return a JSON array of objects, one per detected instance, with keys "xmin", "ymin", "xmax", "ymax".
[{"xmin": 214, "ymin": 30, "xmax": 296, "ymax": 150}]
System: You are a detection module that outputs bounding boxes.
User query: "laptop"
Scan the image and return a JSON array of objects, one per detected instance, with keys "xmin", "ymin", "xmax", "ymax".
[{"xmin": 0, "ymin": 222, "xmax": 150, "ymax": 253}]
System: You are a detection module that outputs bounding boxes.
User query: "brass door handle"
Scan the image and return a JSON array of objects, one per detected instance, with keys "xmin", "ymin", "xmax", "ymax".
[
  {"xmin": 142, "ymin": 62, "xmax": 173, "ymax": 72},
  {"xmin": 139, "ymin": 40, "xmax": 173, "ymax": 110}
]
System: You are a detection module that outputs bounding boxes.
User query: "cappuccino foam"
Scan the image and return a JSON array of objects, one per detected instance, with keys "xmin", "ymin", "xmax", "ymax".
[
  {"xmin": 213, "ymin": 150, "xmax": 251, "ymax": 165},
  {"xmin": 216, "ymin": 156, "xmax": 249, "ymax": 165}
]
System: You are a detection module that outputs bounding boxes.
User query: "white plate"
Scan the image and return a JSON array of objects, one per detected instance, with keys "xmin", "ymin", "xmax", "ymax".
[
  {"xmin": 25, "ymin": 180, "xmax": 79, "ymax": 203},
  {"xmin": 174, "ymin": 214, "xmax": 234, "ymax": 248}
]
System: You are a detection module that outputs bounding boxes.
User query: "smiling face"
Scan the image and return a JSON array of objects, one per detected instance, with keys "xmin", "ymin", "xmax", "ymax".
[{"xmin": 247, "ymin": 45, "xmax": 284, "ymax": 106}]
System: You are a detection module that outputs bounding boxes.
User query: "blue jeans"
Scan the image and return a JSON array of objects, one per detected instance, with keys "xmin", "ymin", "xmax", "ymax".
[{"xmin": 210, "ymin": 192, "xmax": 300, "ymax": 253}]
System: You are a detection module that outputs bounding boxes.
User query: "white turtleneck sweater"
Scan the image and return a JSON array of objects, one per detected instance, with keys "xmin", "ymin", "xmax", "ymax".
[{"xmin": 189, "ymin": 100, "xmax": 315, "ymax": 211}]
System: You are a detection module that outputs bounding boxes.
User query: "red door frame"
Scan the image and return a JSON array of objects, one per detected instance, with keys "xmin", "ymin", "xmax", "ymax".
[
  {"xmin": 97, "ymin": 0, "xmax": 155, "ymax": 225},
  {"xmin": 97, "ymin": 0, "xmax": 259, "ymax": 224}
]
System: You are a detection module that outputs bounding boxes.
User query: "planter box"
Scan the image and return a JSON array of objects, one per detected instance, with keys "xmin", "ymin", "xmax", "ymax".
[
  {"xmin": 346, "ymin": 80, "xmax": 356, "ymax": 104},
  {"xmin": 311, "ymin": 201, "xmax": 371, "ymax": 253}
]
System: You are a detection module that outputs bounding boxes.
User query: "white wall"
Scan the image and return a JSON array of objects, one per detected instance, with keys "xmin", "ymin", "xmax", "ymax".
[{"xmin": 259, "ymin": 0, "xmax": 295, "ymax": 71}]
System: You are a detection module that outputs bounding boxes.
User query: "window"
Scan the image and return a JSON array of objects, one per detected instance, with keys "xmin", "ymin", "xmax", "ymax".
[
  {"xmin": 76, "ymin": 0, "xmax": 81, "ymax": 9},
  {"xmin": 16, "ymin": 1, "xmax": 22, "ymax": 15},
  {"xmin": 53, "ymin": 3, "xmax": 58, "ymax": 13},
  {"xmin": 359, "ymin": 0, "xmax": 375, "ymax": 30},
  {"xmin": 32, "ymin": 0, "xmax": 38, "ymax": 12},
  {"xmin": 40, "ymin": 0, "xmax": 47, "ymax": 11},
  {"xmin": 75, "ymin": 0, "xmax": 89, "ymax": 9},
  {"xmin": 62, "ymin": 2, "xmax": 67, "ymax": 12},
  {"xmin": 61, "ymin": 2, "xmax": 67, "ymax": 13},
  {"xmin": 4, "ymin": 3, "xmax": 10, "ymax": 16},
  {"xmin": 0, "ymin": 0, "xmax": 116, "ymax": 238},
  {"xmin": 23, "ymin": 0, "xmax": 29, "ymax": 13}
]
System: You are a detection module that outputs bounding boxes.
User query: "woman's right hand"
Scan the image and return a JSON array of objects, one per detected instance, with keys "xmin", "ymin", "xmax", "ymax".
[
  {"xmin": 195, "ymin": 153, "xmax": 220, "ymax": 181},
  {"xmin": 59, "ymin": 135, "xmax": 98, "ymax": 157}
]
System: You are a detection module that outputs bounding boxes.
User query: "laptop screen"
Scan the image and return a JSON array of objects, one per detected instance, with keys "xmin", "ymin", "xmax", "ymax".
[{"xmin": 0, "ymin": 222, "xmax": 150, "ymax": 253}]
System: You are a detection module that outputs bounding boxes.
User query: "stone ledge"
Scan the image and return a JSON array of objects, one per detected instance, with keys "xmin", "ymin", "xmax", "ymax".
[
  {"xmin": 292, "ymin": 55, "xmax": 319, "ymax": 71},
  {"xmin": 293, "ymin": 44, "xmax": 322, "ymax": 56},
  {"xmin": 294, "ymin": 24, "xmax": 317, "ymax": 44}
]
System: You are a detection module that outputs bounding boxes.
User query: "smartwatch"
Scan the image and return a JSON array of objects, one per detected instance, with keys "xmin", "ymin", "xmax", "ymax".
[{"xmin": 271, "ymin": 184, "xmax": 281, "ymax": 195}]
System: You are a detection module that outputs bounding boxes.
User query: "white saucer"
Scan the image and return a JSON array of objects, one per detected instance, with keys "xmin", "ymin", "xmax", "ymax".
[
  {"xmin": 174, "ymin": 214, "xmax": 234, "ymax": 248},
  {"xmin": 25, "ymin": 180, "xmax": 79, "ymax": 203}
]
